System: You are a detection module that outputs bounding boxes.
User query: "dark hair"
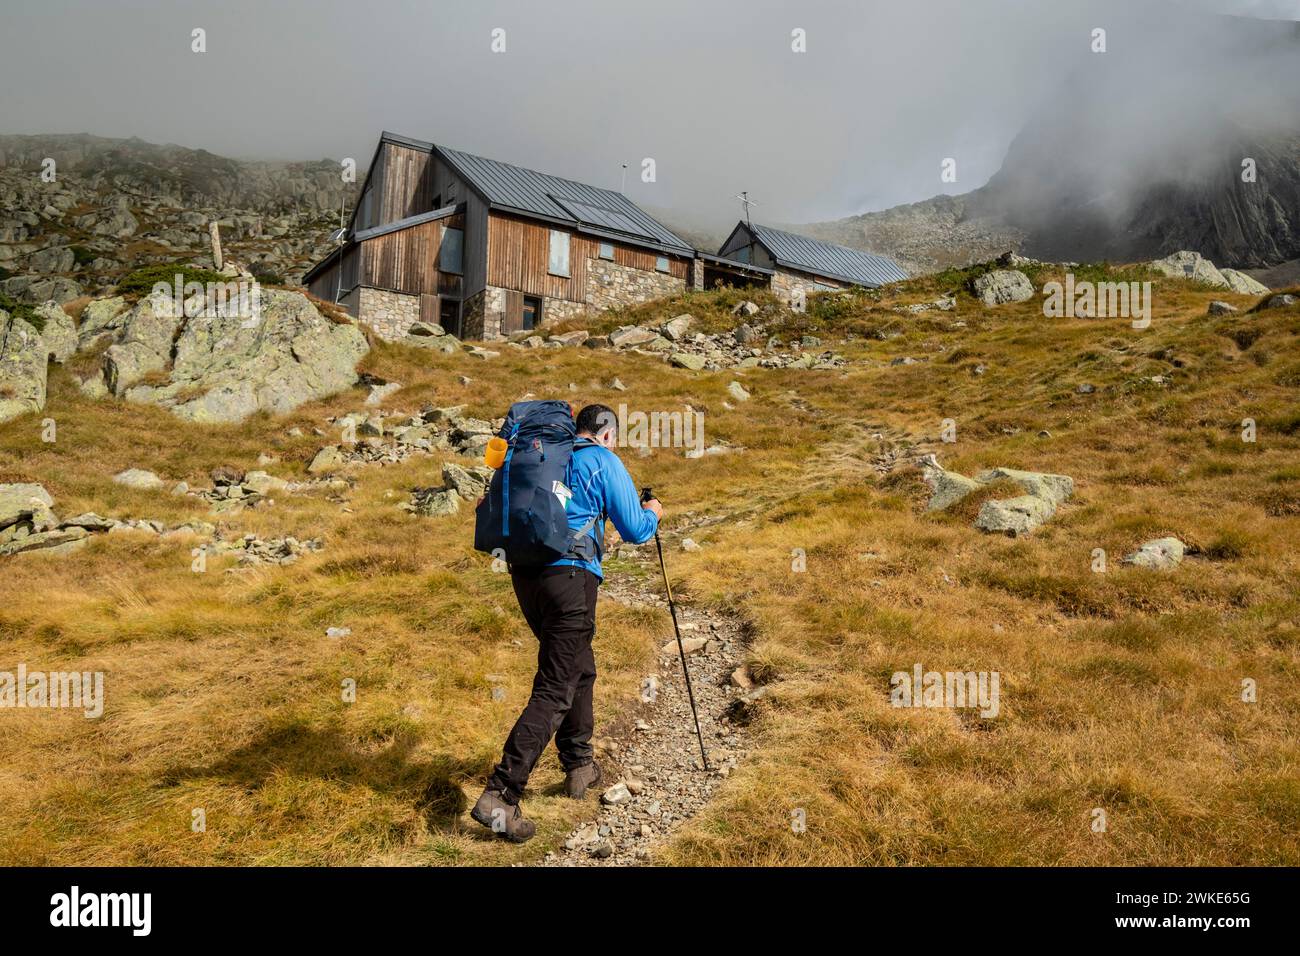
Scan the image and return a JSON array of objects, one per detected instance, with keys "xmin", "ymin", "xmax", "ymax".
[{"xmin": 576, "ymin": 403, "xmax": 616, "ymax": 438}]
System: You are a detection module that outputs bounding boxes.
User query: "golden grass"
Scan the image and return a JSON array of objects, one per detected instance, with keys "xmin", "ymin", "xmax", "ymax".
[{"xmin": 1, "ymin": 268, "xmax": 1297, "ymax": 865}]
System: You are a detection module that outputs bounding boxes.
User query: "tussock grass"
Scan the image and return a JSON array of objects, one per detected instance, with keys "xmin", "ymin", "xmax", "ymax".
[{"xmin": 2, "ymin": 264, "xmax": 1298, "ymax": 864}]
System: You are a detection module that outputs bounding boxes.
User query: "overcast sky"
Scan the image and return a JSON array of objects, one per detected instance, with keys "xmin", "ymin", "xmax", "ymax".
[{"xmin": 1, "ymin": 0, "xmax": 1296, "ymax": 231}]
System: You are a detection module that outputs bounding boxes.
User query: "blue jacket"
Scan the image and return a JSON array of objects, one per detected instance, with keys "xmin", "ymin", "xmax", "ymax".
[{"xmin": 552, "ymin": 441, "xmax": 658, "ymax": 579}]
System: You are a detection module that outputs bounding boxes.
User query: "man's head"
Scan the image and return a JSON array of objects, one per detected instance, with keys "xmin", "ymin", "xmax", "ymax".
[{"xmin": 576, "ymin": 403, "xmax": 617, "ymax": 448}]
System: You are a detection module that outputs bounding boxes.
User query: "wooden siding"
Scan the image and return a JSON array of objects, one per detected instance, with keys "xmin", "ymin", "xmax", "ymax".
[
  {"xmin": 486, "ymin": 212, "xmax": 689, "ymax": 304},
  {"xmin": 306, "ymin": 244, "xmax": 361, "ymax": 304},
  {"xmin": 372, "ymin": 142, "xmax": 438, "ymax": 225},
  {"xmin": 358, "ymin": 213, "xmax": 464, "ymax": 297}
]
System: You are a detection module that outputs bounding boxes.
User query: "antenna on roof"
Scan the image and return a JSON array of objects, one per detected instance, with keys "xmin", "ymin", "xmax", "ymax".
[
  {"xmin": 735, "ymin": 191, "xmax": 758, "ymax": 227},
  {"xmin": 620, "ymin": 163, "xmax": 629, "ymax": 194}
]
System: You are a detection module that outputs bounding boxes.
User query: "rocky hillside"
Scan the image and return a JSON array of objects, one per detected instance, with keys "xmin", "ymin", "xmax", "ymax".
[
  {"xmin": 2, "ymin": 270, "xmax": 1298, "ymax": 866},
  {"xmin": 0, "ymin": 133, "xmax": 357, "ymax": 303}
]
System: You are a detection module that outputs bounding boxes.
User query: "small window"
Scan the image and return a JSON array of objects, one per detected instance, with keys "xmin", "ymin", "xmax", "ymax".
[
  {"xmin": 522, "ymin": 295, "xmax": 542, "ymax": 331},
  {"xmin": 598, "ymin": 242, "xmax": 615, "ymax": 260},
  {"xmin": 432, "ymin": 193, "xmax": 442, "ymax": 210},
  {"xmin": 655, "ymin": 256, "xmax": 670, "ymax": 273},
  {"xmin": 548, "ymin": 230, "xmax": 571, "ymax": 277},
  {"xmin": 439, "ymin": 227, "xmax": 464, "ymax": 275}
]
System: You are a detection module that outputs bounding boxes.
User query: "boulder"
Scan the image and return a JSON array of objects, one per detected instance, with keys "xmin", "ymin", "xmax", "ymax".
[
  {"xmin": 0, "ymin": 483, "xmax": 56, "ymax": 531},
  {"xmin": 1207, "ymin": 300, "xmax": 1238, "ymax": 315},
  {"xmin": 548, "ymin": 330, "xmax": 589, "ymax": 347},
  {"xmin": 307, "ymin": 446, "xmax": 346, "ymax": 474},
  {"xmin": 1122, "ymin": 537, "xmax": 1186, "ymax": 570},
  {"xmin": 28, "ymin": 245, "xmax": 75, "ymax": 274},
  {"xmin": 608, "ymin": 326, "xmax": 659, "ymax": 349},
  {"xmin": 241, "ymin": 471, "xmax": 289, "ymax": 496},
  {"xmin": 364, "ymin": 381, "xmax": 402, "ymax": 406},
  {"xmin": 921, "ymin": 458, "xmax": 1075, "ymax": 535},
  {"xmin": 727, "ymin": 380, "xmax": 750, "ymax": 402},
  {"xmin": 0, "ymin": 525, "xmax": 88, "ymax": 557},
  {"xmin": 661, "ymin": 314, "xmax": 693, "ymax": 341},
  {"xmin": 110, "ymin": 290, "xmax": 369, "ymax": 423},
  {"xmin": 407, "ymin": 321, "xmax": 445, "ymax": 337},
  {"xmin": 917, "ymin": 454, "xmax": 984, "ymax": 511},
  {"xmin": 59, "ymin": 512, "xmax": 116, "ymax": 531},
  {"xmin": 412, "ymin": 488, "xmax": 460, "ymax": 516},
  {"xmin": 975, "ymin": 466, "xmax": 1074, "ymax": 507},
  {"xmin": 1257, "ymin": 293, "xmax": 1297, "ymax": 311},
  {"xmin": 1220, "ymin": 269, "xmax": 1269, "ymax": 295},
  {"xmin": 670, "ymin": 352, "xmax": 707, "ymax": 371},
  {"xmin": 0, "ymin": 313, "xmax": 48, "ymax": 424},
  {"xmin": 33, "ymin": 301, "xmax": 77, "ymax": 363},
  {"xmin": 2, "ymin": 275, "xmax": 82, "ymax": 304},
  {"xmin": 113, "ymin": 468, "xmax": 165, "ymax": 490},
  {"xmin": 974, "ymin": 495, "xmax": 1056, "ymax": 536},
  {"xmin": 972, "ymin": 269, "xmax": 1035, "ymax": 307},
  {"xmin": 77, "ymin": 296, "xmax": 128, "ymax": 347},
  {"xmin": 732, "ymin": 301, "xmax": 760, "ymax": 317},
  {"xmin": 103, "ymin": 292, "xmax": 185, "ymax": 395},
  {"xmin": 1148, "ymin": 250, "xmax": 1227, "ymax": 287},
  {"xmin": 442, "ymin": 462, "xmax": 492, "ymax": 499}
]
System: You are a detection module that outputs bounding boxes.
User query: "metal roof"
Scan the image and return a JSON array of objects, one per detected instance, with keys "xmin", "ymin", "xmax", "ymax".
[
  {"xmin": 697, "ymin": 251, "xmax": 774, "ymax": 275},
  {"xmin": 742, "ymin": 222, "xmax": 908, "ymax": 287},
  {"xmin": 352, "ymin": 203, "xmax": 460, "ymax": 242},
  {"xmin": 435, "ymin": 143, "xmax": 694, "ymax": 254}
]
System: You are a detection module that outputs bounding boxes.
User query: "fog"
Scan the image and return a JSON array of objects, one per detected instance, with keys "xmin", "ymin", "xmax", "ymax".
[{"xmin": 1, "ymin": 0, "xmax": 1296, "ymax": 235}]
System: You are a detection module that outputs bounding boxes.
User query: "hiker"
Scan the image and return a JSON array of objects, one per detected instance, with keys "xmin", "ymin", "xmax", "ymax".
[{"xmin": 471, "ymin": 402, "xmax": 661, "ymax": 842}]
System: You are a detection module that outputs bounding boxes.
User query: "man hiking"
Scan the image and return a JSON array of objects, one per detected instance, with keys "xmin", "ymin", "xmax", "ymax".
[{"xmin": 472, "ymin": 403, "xmax": 662, "ymax": 842}]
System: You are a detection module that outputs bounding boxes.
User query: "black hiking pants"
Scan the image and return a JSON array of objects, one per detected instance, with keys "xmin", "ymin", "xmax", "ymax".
[{"xmin": 488, "ymin": 565, "xmax": 600, "ymax": 803}]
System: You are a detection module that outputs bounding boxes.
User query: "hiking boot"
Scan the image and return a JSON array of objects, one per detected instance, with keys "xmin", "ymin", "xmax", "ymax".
[
  {"xmin": 470, "ymin": 788, "xmax": 536, "ymax": 843},
  {"xmin": 564, "ymin": 760, "xmax": 603, "ymax": 800}
]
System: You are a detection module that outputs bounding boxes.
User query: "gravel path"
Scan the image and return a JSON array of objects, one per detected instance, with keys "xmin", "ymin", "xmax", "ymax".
[{"xmin": 539, "ymin": 540, "xmax": 756, "ymax": 867}]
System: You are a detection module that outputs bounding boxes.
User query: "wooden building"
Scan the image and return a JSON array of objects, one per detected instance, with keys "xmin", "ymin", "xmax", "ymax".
[
  {"xmin": 304, "ymin": 132, "xmax": 697, "ymax": 341},
  {"xmin": 715, "ymin": 221, "xmax": 909, "ymax": 307}
]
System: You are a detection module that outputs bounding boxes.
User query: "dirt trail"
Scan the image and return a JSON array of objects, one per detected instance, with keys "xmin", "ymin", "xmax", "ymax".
[
  {"xmin": 539, "ymin": 419, "xmax": 926, "ymax": 866},
  {"xmin": 539, "ymin": 532, "xmax": 754, "ymax": 866}
]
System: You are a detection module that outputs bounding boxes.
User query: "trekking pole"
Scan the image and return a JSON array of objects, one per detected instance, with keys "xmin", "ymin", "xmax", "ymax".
[{"xmin": 641, "ymin": 487, "xmax": 710, "ymax": 771}]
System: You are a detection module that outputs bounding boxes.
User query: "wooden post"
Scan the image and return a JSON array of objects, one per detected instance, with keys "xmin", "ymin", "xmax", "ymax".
[{"xmin": 209, "ymin": 221, "xmax": 223, "ymax": 272}]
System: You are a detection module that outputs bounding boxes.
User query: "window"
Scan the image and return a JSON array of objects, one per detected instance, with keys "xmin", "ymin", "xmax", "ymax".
[
  {"xmin": 598, "ymin": 242, "xmax": 615, "ymax": 260},
  {"xmin": 439, "ymin": 227, "xmax": 463, "ymax": 275},
  {"xmin": 655, "ymin": 256, "xmax": 670, "ymax": 273},
  {"xmin": 548, "ymin": 229, "xmax": 570, "ymax": 277},
  {"xmin": 522, "ymin": 295, "xmax": 542, "ymax": 331},
  {"xmin": 431, "ymin": 193, "xmax": 442, "ymax": 210}
]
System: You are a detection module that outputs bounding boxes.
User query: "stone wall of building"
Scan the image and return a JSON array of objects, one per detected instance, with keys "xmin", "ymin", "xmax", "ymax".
[
  {"xmin": 357, "ymin": 286, "xmax": 421, "ymax": 340},
  {"xmin": 586, "ymin": 258, "xmax": 687, "ymax": 312},
  {"xmin": 539, "ymin": 296, "xmax": 588, "ymax": 327},
  {"xmin": 460, "ymin": 259, "xmax": 689, "ymax": 341},
  {"xmin": 770, "ymin": 268, "xmax": 844, "ymax": 311},
  {"xmin": 690, "ymin": 257, "xmax": 705, "ymax": 291},
  {"xmin": 461, "ymin": 287, "xmax": 506, "ymax": 340}
]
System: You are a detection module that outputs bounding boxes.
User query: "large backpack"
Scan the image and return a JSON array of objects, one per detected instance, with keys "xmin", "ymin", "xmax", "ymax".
[{"xmin": 473, "ymin": 400, "xmax": 601, "ymax": 567}]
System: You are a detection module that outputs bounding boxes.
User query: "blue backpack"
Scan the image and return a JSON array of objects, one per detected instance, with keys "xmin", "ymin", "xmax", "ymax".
[{"xmin": 473, "ymin": 400, "xmax": 601, "ymax": 567}]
